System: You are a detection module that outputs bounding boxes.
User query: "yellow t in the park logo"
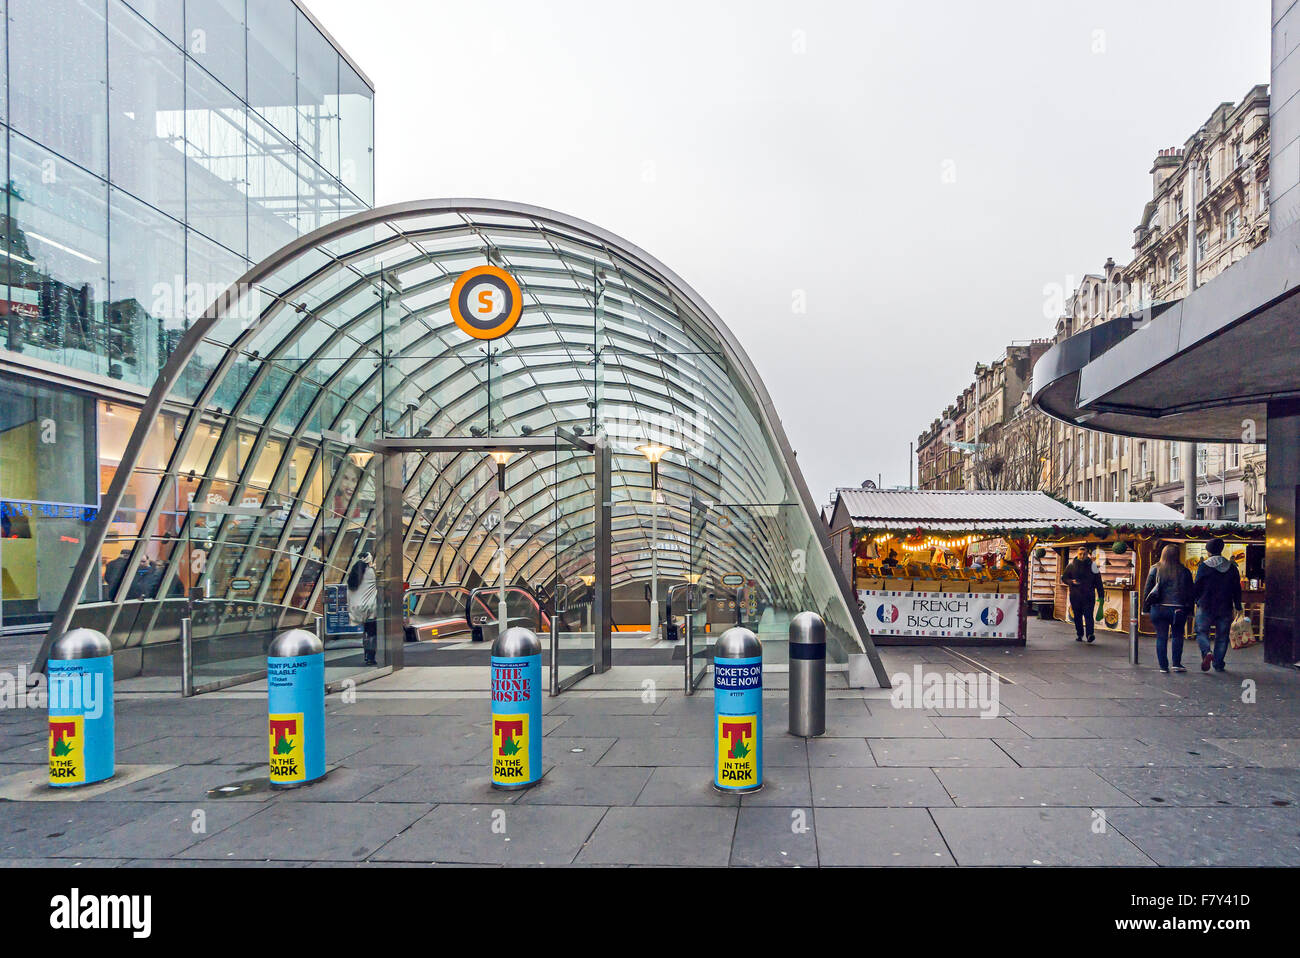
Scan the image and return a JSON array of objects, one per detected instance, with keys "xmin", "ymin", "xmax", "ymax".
[
  {"xmin": 492, "ymin": 713, "xmax": 530, "ymax": 785},
  {"xmin": 49, "ymin": 715, "xmax": 85, "ymax": 784},
  {"xmin": 268, "ymin": 713, "xmax": 306, "ymax": 783},
  {"xmin": 716, "ymin": 715, "xmax": 757, "ymax": 786}
]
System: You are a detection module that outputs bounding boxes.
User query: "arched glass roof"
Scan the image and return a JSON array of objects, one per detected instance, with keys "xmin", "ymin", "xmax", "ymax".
[{"xmin": 41, "ymin": 200, "xmax": 884, "ymax": 679}]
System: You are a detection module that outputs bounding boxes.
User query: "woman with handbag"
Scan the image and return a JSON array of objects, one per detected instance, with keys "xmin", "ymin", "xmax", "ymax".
[
  {"xmin": 346, "ymin": 550, "xmax": 379, "ymax": 666},
  {"xmin": 1142, "ymin": 544, "xmax": 1194, "ymax": 674}
]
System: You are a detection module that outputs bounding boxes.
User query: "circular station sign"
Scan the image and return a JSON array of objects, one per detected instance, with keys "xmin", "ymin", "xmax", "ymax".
[{"xmin": 449, "ymin": 264, "xmax": 523, "ymax": 340}]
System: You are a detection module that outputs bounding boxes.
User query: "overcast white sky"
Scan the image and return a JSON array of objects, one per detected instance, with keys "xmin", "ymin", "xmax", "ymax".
[{"xmin": 308, "ymin": 0, "xmax": 1270, "ymax": 503}]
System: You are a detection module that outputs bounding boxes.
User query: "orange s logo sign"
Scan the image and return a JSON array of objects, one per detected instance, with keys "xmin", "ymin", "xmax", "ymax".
[{"xmin": 477, "ymin": 289, "xmax": 495, "ymax": 314}]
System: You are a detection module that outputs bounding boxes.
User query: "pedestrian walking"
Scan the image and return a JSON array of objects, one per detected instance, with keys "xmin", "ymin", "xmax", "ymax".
[
  {"xmin": 1060, "ymin": 545, "xmax": 1104, "ymax": 643},
  {"xmin": 1193, "ymin": 537, "xmax": 1243, "ymax": 673},
  {"xmin": 1143, "ymin": 544, "xmax": 1194, "ymax": 673}
]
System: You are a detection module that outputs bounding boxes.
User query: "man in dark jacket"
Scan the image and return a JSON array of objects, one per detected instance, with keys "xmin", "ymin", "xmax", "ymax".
[
  {"xmin": 1061, "ymin": 545, "xmax": 1105, "ymax": 642},
  {"xmin": 1193, "ymin": 537, "xmax": 1243, "ymax": 673}
]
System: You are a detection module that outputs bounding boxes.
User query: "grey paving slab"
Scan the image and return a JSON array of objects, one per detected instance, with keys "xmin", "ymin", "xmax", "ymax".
[
  {"xmin": 50, "ymin": 801, "xmax": 266, "ymax": 859},
  {"xmin": 114, "ymin": 735, "xmax": 267, "ymax": 766},
  {"xmin": 343, "ymin": 732, "xmax": 482, "ymax": 766},
  {"xmin": 372, "ymin": 803, "xmax": 605, "ymax": 864},
  {"xmin": 1205, "ymin": 738, "xmax": 1300, "ymax": 767},
  {"xmin": 758, "ymin": 733, "xmax": 811, "ymax": 767},
  {"xmin": 1109, "ymin": 806, "xmax": 1300, "ymax": 865},
  {"xmin": 0, "ymin": 801, "xmax": 161, "ymax": 857},
  {"xmin": 364, "ymin": 764, "xmax": 529, "ymax": 804},
  {"xmin": 635, "ymin": 766, "xmax": 739, "ymax": 806},
  {"xmin": 813, "ymin": 808, "xmax": 954, "ymax": 866},
  {"xmin": 271, "ymin": 764, "xmax": 413, "ymax": 803},
  {"xmin": 177, "ymin": 801, "xmax": 432, "ymax": 861},
  {"xmin": 810, "ymin": 767, "xmax": 953, "ymax": 808},
  {"xmin": 80, "ymin": 763, "xmax": 267, "ymax": 803},
  {"xmin": 868, "ymin": 738, "xmax": 1015, "ymax": 767},
  {"xmin": 853, "ymin": 710, "xmax": 945, "ymax": 737},
  {"xmin": 730, "ymin": 806, "xmax": 818, "ymax": 866},
  {"xmin": 999, "ymin": 698, "xmax": 1144, "ymax": 717},
  {"xmin": 933, "ymin": 767, "xmax": 1139, "ymax": 807},
  {"xmin": 1006, "ymin": 716, "xmax": 1099, "ymax": 738},
  {"xmin": 597, "ymin": 736, "xmax": 713, "ymax": 767},
  {"xmin": 932, "ymin": 717, "xmax": 1026, "ymax": 738},
  {"xmin": 808, "ymin": 738, "xmax": 877, "ymax": 767},
  {"xmin": 1096, "ymin": 765, "xmax": 1300, "ymax": 807},
  {"xmin": 516, "ymin": 765, "xmax": 652, "ymax": 806},
  {"xmin": 555, "ymin": 695, "xmax": 668, "ymax": 716},
  {"xmin": 930, "ymin": 807, "xmax": 1156, "ymax": 866},
  {"xmin": 542, "ymin": 713, "xmax": 687, "ymax": 738},
  {"xmin": 738, "ymin": 769, "xmax": 811, "ymax": 807},
  {"xmin": 993, "ymin": 738, "xmax": 1183, "ymax": 768},
  {"xmin": 576, "ymin": 806, "xmax": 737, "ymax": 866}
]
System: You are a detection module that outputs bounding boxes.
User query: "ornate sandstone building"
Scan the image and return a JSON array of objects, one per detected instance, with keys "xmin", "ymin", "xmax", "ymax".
[{"xmin": 917, "ymin": 85, "xmax": 1270, "ymax": 521}]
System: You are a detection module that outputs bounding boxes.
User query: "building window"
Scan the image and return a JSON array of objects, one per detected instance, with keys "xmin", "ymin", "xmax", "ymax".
[
  {"xmin": 1228, "ymin": 445, "xmax": 1240, "ymax": 469},
  {"xmin": 1233, "ymin": 138, "xmax": 1244, "ymax": 168},
  {"xmin": 1197, "ymin": 446, "xmax": 1208, "ymax": 477},
  {"xmin": 1170, "ymin": 443, "xmax": 1181, "ymax": 482},
  {"xmin": 1120, "ymin": 469, "xmax": 1128, "ymax": 500},
  {"xmin": 1203, "ymin": 162, "xmax": 1212, "ymax": 194},
  {"xmin": 1225, "ymin": 207, "xmax": 1240, "ymax": 241},
  {"xmin": 1110, "ymin": 472, "xmax": 1118, "ymax": 500},
  {"xmin": 1196, "ymin": 230, "xmax": 1208, "ymax": 261},
  {"xmin": 1176, "ymin": 191, "xmax": 1184, "ymax": 217},
  {"xmin": 1138, "ymin": 441, "xmax": 1149, "ymax": 475},
  {"xmin": 1169, "ymin": 252, "xmax": 1181, "ymax": 284}
]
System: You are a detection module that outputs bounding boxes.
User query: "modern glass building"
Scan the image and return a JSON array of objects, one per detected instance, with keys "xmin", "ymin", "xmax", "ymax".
[
  {"xmin": 0, "ymin": 0, "xmax": 374, "ymax": 635},
  {"xmin": 39, "ymin": 200, "xmax": 890, "ymax": 690}
]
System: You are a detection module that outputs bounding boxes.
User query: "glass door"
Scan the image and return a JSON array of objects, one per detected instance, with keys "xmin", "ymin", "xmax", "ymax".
[{"xmin": 547, "ymin": 435, "xmax": 596, "ymax": 691}]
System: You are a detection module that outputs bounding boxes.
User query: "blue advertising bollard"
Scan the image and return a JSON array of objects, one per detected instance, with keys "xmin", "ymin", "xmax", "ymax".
[
  {"xmin": 267, "ymin": 629, "xmax": 326, "ymax": 787},
  {"xmin": 47, "ymin": 629, "xmax": 115, "ymax": 788},
  {"xmin": 714, "ymin": 626, "xmax": 762, "ymax": 793},
  {"xmin": 490, "ymin": 627, "xmax": 542, "ymax": 789}
]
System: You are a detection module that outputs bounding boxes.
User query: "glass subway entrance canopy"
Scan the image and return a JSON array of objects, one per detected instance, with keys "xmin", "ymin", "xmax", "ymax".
[{"xmin": 39, "ymin": 200, "xmax": 887, "ymax": 687}]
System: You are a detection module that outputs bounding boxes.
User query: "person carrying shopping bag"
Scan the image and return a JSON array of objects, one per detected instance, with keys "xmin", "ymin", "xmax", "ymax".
[
  {"xmin": 1143, "ymin": 544, "xmax": 1194, "ymax": 674},
  {"xmin": 1193, "ymin": 537, "xmax": 1243, "ymax": 673}
]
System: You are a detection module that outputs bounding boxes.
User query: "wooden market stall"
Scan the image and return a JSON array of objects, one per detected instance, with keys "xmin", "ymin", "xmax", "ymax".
[
  {"xmin": 1030, "ymin": 501, "xmax": 1265, "ymax": 637},
  {"xmin": 826, "ymin": 489, "xmax": 1105, "ymax": 646}
]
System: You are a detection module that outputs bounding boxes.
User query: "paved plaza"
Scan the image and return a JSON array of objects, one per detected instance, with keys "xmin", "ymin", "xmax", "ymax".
[{"xmin": 2, "ymin": 620, "xmax": 1298, "ymax": 867}]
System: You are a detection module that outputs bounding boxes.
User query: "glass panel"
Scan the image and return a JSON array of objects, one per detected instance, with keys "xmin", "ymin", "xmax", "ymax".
[
  {"xmin": 184, "ymin": 59, "xmax": 248, "ymax": 257},
  {"xmin": 9, "ymin": 0, "xmax": 109, "ymax": 177},
  {"xmin": 108, "ymin": 187, "xmax": 185, "ymax": 385},
  {"xmin": 5, "ymin": 134, "xmax": 110, "ymax": 376},
  {"xmin": 125, "ymin": 0, "xmax": 183, "ymax": 44},
  {"xmin": 246, "ymin": 0, "xmax": 296, "ymax": 141},
  {"xmin": 108, "ymin": 0, "xmax": 185, "ymax": 219},
  {"xmin": 184, "ymin": 0, "xmax": 246, "ymax": 99},
  {"xmin": 296, "ymin": 10, "xmax": 339, "ymax": 179},
  {"xmin": 338, "ymin": 62, "xmax": 373, "ymax": 206}
]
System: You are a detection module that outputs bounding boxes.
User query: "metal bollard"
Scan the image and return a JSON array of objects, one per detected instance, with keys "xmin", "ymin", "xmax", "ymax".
[
  {"xmin": 714, "ymin": 627, "xmax": 762, "ymax": 793},
  {"xmin": 1128, "ymin": 591, "xmax": 1140, "ymax": 666},
  {"xmin": 47, "ymin": 629, "xmax": 114, "ymax": 788},
  {"xmin": 788, "ymin": 611, "xmax": 826, "ymax": 737},
  {"xmin": 267, "ymin": 629, "xmax": 326, "ymax": 788},
  {"xmin": 490, "ymin": 627, "xmax": 542, "ymax": 789}
]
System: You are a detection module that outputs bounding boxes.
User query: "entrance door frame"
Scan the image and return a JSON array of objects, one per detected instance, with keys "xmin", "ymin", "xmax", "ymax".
[{"xmin": 369, "ymin": 430, "xmax": 612, "ymax": 680}]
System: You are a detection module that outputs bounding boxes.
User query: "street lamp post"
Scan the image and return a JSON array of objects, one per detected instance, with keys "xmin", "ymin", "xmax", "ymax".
[
  {"xmin": 489, "ymin": 451, "xmax": 514, "ymax": 628},
  {"xmin": 637, "ymin": 441, "xmax": 670, "ymax": 642}
]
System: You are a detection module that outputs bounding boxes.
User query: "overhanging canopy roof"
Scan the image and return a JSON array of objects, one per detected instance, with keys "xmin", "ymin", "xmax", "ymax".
[
  {"xmin": 1032, "ymin": 231, "xmax": 1300, "ymax": 442},
  {"xmin": 835, "ymin": 489, "xmax": 1105, "ymax": 534}
]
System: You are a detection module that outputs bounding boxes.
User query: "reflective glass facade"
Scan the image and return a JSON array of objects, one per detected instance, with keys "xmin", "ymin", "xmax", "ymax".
[
  {"xmin": 45, "ymin": 201, "xmax": 877, "ymax": 685},
  {"xmin": 0, "ymin": 0, "xmax": 373, "ymax": 632}
]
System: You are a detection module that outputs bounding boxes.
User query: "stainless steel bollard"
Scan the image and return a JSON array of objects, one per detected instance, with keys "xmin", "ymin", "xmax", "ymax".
[
  {"xmin": 788, "ymin": 611, "xmax": 826, "ymax": 737},
  {"xmin": 180, "ymin": 616, "xmax": 194, "ymax": 698},
  {"xmin": 1128, "ymin": 591, "xmax": 1140, "ymax": 666}
]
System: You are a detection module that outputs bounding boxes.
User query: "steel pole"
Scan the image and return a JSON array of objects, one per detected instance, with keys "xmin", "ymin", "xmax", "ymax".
[{"xmin": 650, "ymin": 486, "xmax": 659, "ymax": 641}]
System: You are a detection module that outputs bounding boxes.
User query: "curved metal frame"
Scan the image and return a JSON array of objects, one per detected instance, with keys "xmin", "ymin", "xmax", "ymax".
[{"xmin": 37, "ymin": 199, "xmax": 889, "ymax": 687}]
